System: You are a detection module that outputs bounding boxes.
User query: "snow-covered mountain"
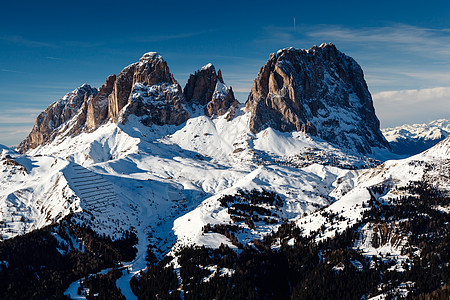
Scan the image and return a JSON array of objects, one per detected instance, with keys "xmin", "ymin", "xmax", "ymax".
[
  {"xmin": 1, "ymin": 45, "xmax": 448, "ymax": 299},
  {"xmin": 246, "ymin": 43, "xmax": 390, "ymax": 155},
  {"xmin": 5, "ymin": 46, "xmax": 391, "ymax": 242},
  {"xmin": 382, "ymin": 119, "xmax": 450, "ymax": 155}
]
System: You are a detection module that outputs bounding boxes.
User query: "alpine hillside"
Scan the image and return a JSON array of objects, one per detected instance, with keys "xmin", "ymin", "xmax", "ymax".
[{"xmin": 0, "ymin": 44, "xmax": 448, "ymax": 299}]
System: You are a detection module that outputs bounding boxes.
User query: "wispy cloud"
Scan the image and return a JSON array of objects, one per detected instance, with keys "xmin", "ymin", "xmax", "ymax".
[
  {"xmin": 46, "ymin": 56, "xmax": 64, "ymax": 61},
  {"xmin": 0, "ymin": 35, "xmax": 53, "ymax": 47},
  {"xmin": 307, "ymin": 24, "xmax": 450, "ymax": 59},
  {"xmin": 0, "ymin": 108, "xmax": 41, "ymax": 146},
  {"xmin": 257, "ymin": 23, "xmax": 450, "ymax": 95},
  {"xmin": 373, "ymin": 87, "xmax": 450, "ymax": 127},
  {"xmin": 260, "ymin": 23, "xmax": 450, "ymax": 60},
  {"xmin": 0, "ymin": 69, "xmax": 27, "ymax": 74},
  {"xmin": 0, "ymin": 108, "xmax": 40, "ymax": 125},
  {"xmin": 0, "ymin": 125, "xmax": 33, "ymax": 147},
  {"xmin": 130, "ymin": 30, "xmax": 215, "ymax": 43},
  {"xmin": 232, "ymin": 87, "xmax": 252, "ymax": 93},
  {"xmin": 0, "ymin": 116, "xmax": 36, "ymax": 124},
  {"xmin": 1, "ymin": 108, "xmax": 43, "ymax": 114}
]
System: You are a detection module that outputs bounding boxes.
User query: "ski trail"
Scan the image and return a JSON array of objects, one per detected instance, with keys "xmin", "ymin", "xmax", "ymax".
[{"xmin": 115, "ymin": 190, "xmax": 152, "ymax": 300}]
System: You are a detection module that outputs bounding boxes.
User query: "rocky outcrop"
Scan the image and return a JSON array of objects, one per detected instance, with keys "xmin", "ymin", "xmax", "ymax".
[
  {"xmin": 124, "ymin": 82, "xmax": 188, "ymax": 126},
  {"xmin": 18, "ymin": 46, "xmax": 388, "ymax": 156},
  {"xmin": 119, "ymin": 53, "xmax": 188, "ymax": 126},
  {"xmin": 107, "ymin": 52, "xmax": 179, "ymax": 122},
  {"xmin": 86, "ymin": 74, "xmax": 115, "ymax": 130},
  {"xmin": 18, "ymin": 52, "xmax": 190, "ymax": 153},
  {"xmin": 246, "ymin": 43, "xmax": 390, "ymax": 155},
  {"xmin": 184, "ymin": 63, "xmax": 221, "ymax": 106},
  {"xmin": 107, "ymin": 65, "xmax": 134, "ymax": 123},
  {"xmin": 184, "ymin": 64, "xmax": 238, "ymax": 118},
  {"xmin": 17, "ymin": 84, "xmax": 98, "ymax": 152}
]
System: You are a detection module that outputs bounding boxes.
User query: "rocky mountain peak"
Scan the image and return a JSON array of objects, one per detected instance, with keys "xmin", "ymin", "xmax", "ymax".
[
  {"xmin": 18, "ymin": 52, "xmax": 189, "ymax": 153},
  {"xmin": 139, "ymin": 52, "xmax": 163, "ymax": 63},
  {"xmin": 108, "ymin": 53, "xmax": 178, "ymax": 122},
  {"xmin": 184, "ymin": 64, "xmax": 238, "ymax": 119},
  {"xmin": 17, "ymin": 84, "xmax": 98, "ymax": 153},
  {"xmin": 245, "ymin": 43, "xmax": 390, "ymax": 155}
]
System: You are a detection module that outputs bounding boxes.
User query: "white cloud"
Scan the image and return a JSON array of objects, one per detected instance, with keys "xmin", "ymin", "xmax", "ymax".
[
  {"xmin": 261, "ymin": 23, "xmax": 450, "ymax": 60},
  {"xmin": 0, "ymin": 35, "xmax": 52, "ymax": 47},
  {"xmin": 373, "ymin": 87, "xmax": 450, "ymax": 128},
  {"xmin": 307, "ymin": 24, "xmax": 450, "ymax": 58},
  {"xmin": 258, "ymin": 23, "xmax": 450, "ymax": 92},
  {"xmin": 0, "ymin": 126, "xmax": 33, "ymax": 147},
  {"xmin": 0, "ymin": 108, "xmax": 38, "ymax": 146},
  {"xmin": 0, "ymin": 108, "xmax": 41, "ymax": 124}
]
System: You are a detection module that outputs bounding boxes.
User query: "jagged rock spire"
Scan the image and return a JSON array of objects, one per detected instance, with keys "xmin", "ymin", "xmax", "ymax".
[
  {"xmin": 18, "ymin": 52, "xmax": 189, "ymax": 153},
  {"xmin": 184, "ymin": 63, "xmax": 238, "ymax": 119},
  {"xmin": 17, "ymin": 84, "xmax": 98, "ymax": 152},
  {"xmin": 245, "ymin": 43, "xmax": 390, "ymax": 155}
]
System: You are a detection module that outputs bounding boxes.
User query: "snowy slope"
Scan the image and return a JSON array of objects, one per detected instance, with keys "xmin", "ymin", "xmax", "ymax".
[
  {"xmin": 2, "ymin": 109, "xmax": 448, "ymax": 299},
  {"xmin": 292, "ymin": 136, "xmax": 449, "ymax": 269},
  {"xmin": 0, "ymin": 147, "xmax": 80, "ymax": 240},
  {"xmin": 4, "ymin": 48, "xmax": 448, "ymax": 299},
  {"xmin": 3, "ymin": 103, "xmax": 379, "ymax": 263},
  {"xmin": 2, "ymin": 104, "xmax": 378, "ymax": 298}
]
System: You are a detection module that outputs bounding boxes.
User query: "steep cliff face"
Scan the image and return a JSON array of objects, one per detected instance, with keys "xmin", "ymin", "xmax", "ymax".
[
  {"xmin": 86, "ymin": 74, "xmax": 116, "ymax": 130},
  {"xmin": 17, "ymin": 84, "xmax": 98, "ymax": 152},
  {"xmin": 18, "ymin": 52, "xmax": 189, "ymax": 153},
  {"xmin": 18, "ymin": 46, "xmax": 387, "ymax": 156},
  {"xmin": 246, "ymin": 43, "xmax": 390, "ymax": 155},
  {"xmin": 124, "ymin": 82, "xmax": 188, "ymax": 126},
  {"xmin": 184, "ymin": 63, "xmax": 221, "ymax": 106},
  {"xmin": 108, "ymin": 52, "xmax": 181, "ymax": 123},
  {"xmin": 119, "ymin": 52, "xmax": 188, "ymax": 126},
  {"xmin": 184, "ymin": 64, "xmax": 238, "ymax": 119}
]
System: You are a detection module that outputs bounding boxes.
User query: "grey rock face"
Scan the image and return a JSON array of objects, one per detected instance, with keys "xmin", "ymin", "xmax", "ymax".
[
  {"xmin": 108, "ymin": 52, "xmax": 181, "ymax": 123},
  {"xmin": 17, "ymin": 84, "xmax": 98, "ymax": 153},
  {"xmin": 86, "ymin": 74, "xmax": 116, "ymax": 130},
  {"xmin": 18, "ymin": 52, "xmax": 190, "ymax": 153},
  {"xmin": 119, "ymin": 53, "xmax": 189, "ymax": 126},
  {"xmin": 246, "ymin": 43, "xmax": 390, "ymax": 155},
  {"xmin": 124, "ymin": 82, "xmax": 188, "ymax": 126},
  {"xmin": 184, "ymin": 63, "xmax": 221, "ymax": 106},
  {"xmin": 184, "ymin": 64, "xmax": 238, "ymax": 119}
]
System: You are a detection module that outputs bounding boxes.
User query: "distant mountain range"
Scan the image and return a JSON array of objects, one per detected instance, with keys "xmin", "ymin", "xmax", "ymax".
[
  {"xmin": 0, "ymin": 44, "xmax": 448, "ymax": 299},
  {"xmin": 382, "ymin": 119, "xmax": 450, "ymax": 155}
]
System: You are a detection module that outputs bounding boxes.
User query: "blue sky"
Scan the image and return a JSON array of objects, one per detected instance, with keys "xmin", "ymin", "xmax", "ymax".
[{"xmin": 1, "ymin": 0, "xmax": 450, "ymax": 146}]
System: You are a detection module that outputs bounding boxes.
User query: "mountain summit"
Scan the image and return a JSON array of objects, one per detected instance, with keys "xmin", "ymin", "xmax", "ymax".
[
  {"xmin": 3, "ymin": 46, "xmax": 449, "ymax": 299},
  {"xmin": 18, "ymin": 45, "xmax": 390, "ymax": 157},
  {"xmin": 17, "ymin": 53, "xmax": 239, "ymax": 153},
  {"xmin": 245, "ymin": 43, "xmax": 390, "ymax": 155},
  {"xmin": 184, "ymin": 63, "xmax": 238, "ymax": 119}
]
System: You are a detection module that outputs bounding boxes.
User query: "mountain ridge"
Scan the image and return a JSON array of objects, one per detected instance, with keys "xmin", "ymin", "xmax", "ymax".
[
  {"xmin": 1, "ymin": 45, "xmax": 448, "ymax": 299},
  {"xmin": 382, "ymin": 119, "xmax": 450, "ymax": 155},
  {"xmin": 17, "ymin": 52, "xmax": 239, "ymax": 154},
  {"xmin": 17, "ymin": 44, "xmax": 390, "ymax": 158},
  {"xmin": 246, "ymin": 43, "xmax": 390, "ymax": 155}
]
